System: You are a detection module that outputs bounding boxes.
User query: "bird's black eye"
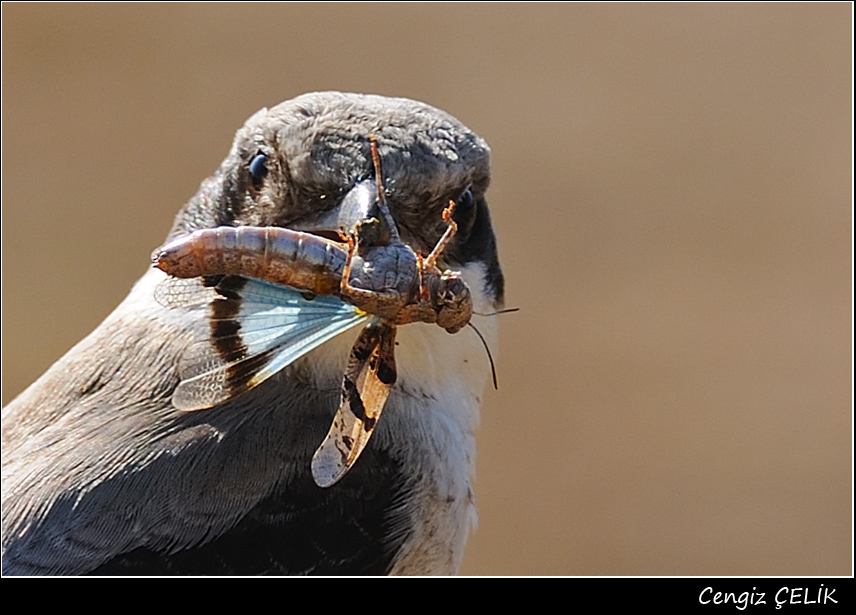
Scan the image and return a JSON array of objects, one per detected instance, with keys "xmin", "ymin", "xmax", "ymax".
[
  {"xmin": 456, "ymin": 188, "xmax": 474, "ymax": 213},
  {"xmin": 451, "ymin": 187, "xmax": 477, "ymax": 240},
  {"xmin": 249, "ymin": 153, "xmax": 268, "ymax": 189}
]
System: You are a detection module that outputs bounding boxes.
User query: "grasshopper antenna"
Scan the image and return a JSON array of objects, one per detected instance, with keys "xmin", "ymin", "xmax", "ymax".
[
  {"xmin": 474, "ymin": 307, "xmax": 520, "ymax": 317},
  {"xmin": 468, "ymin": 322, "xmax": 498, "ymax": 390},
  {"xmin": 469, "ymin": 307, "xmax": 519, "ymax": 389}
]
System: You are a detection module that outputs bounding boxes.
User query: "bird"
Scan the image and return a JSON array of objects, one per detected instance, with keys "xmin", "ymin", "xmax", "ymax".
[{"xmin": 1, "ymin": 92, "xmax": 505, "ymax": 575}]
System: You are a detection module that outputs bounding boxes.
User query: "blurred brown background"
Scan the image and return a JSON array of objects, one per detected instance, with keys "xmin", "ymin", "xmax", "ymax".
[{"xmin": 2, "ymin": 4, "xmax": 851, "ymax": 575}]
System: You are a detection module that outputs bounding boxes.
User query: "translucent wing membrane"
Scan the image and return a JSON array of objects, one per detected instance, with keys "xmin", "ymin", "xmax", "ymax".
[
  {"xmin": 154, "ymin": 276, "xmax": 219, "ymax": 310},
  {"xmin": 159, "ymin": 276, "xmax": 369, "ymax": 411}
]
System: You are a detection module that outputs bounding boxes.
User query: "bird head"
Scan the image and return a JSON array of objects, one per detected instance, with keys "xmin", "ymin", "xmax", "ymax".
[{"xmin": 169, "ymin": 92, "xmax": 504, "ymax": 309}]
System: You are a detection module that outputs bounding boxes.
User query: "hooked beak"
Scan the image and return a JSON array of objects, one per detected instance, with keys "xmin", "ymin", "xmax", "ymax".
[{"xmin": 288, "ymin": 179, "xmax": 378, "ymax": 242}]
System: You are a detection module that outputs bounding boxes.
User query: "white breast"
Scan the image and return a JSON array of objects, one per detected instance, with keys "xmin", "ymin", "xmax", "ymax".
[
  {"xmin": 192, "ymin": 260, "xmax": 498, "ymax": 575},
  {"xmin": 312, "ymin": 262, "xmax": 498, "ymax": 574}
]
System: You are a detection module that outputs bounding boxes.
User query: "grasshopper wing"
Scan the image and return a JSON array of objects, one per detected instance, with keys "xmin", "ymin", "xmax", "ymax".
[
  {"xmin": 311, "ymin": 321, "xmax": 397, "ymax": 488},
  {"xmin": 158, "ymin": 275, "xmax": 369, "ymax": 411}
]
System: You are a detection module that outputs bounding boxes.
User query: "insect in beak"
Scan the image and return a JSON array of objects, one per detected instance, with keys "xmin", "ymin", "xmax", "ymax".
[{"xmin": 153, "ymin": 137, "xmax": 473, "ymax": 487}]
